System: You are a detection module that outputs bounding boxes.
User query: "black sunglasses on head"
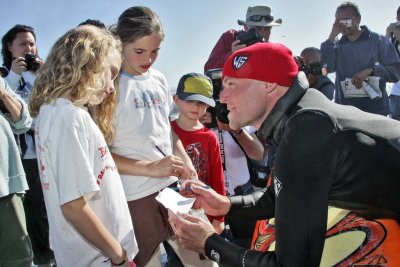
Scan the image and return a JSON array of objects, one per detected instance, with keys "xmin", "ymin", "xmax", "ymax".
[{"xmin": 248, "ymin": 15, "xmax": 274, "ymax": 22}]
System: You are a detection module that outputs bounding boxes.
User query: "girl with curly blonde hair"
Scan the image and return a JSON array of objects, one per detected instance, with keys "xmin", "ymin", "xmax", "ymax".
[{"xmin": 29, "ymin": 25, "xmax": 138, "ymax": 267}]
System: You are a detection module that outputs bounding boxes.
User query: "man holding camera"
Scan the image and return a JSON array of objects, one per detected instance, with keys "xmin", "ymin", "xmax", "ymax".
[
  {"xmin": 295, "ymin": 47, "xmax": 334, "ymax": 100},
  {"xmin": 204, "ymin": 5, "xmax": 282, "ymax": 73},
  {"xmin": 321, "ymin": 2, "xmax": 400, "ymax": 116},
  {"xmin": 386, "ymin": 6, "xmax": 400, "ymax": 120}
]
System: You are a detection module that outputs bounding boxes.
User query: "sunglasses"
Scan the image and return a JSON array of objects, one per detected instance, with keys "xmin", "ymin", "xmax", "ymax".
[{"xmin": 248, "ymin": 15, "xmax": 274, "ymax": 22}]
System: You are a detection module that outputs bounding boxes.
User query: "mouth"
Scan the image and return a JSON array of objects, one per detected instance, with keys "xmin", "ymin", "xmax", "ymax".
[{"xmin": 141, "ymin": 64, "xmax": 151, "ymax": 70}]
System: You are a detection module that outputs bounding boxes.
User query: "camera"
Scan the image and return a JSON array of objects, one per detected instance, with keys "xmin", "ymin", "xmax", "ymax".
[
  {"xmin": 25, "ymin": 54, "xmax": 40, "ymax": 72},
  {"xmin": 235, "ymin": 28, "xmax": 263, "ymax": 46},
  {"xmin": 205, "ymin": 68, "xmax": 223, "ymax": 100},
  {"xmin": 299, "ymin": 62, "xmax": 327, "ymax": 76},
  {"xmin": 339, "ymin": 18, "xmax": 352, "ymax": 28},
  {"xmin": 215, "ymin": 101, "xmax": 230, "ymax": 124}
]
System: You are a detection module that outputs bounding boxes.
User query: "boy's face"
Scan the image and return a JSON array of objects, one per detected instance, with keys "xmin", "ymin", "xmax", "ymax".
[{"xmin": 173, "ymin": 95, "xmax": 209, "ymax": 121}]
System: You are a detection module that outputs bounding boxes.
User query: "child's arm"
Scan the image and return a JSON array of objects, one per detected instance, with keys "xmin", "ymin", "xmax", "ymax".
[
  {"xmin": 171, "ymin": 130, "xmax": 198, "ymax": 179},
  {"xmin": 112, "ymin": 152, "xmax": 184, "ymax": 178},
  {"xmin": 61, "ymin": 196, "xmax": 130, "ymax": 266}
]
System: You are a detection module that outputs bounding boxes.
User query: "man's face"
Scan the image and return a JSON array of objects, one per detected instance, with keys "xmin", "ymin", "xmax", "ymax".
[
  {"xmin": 220, "ymin": 77, "xmax": 267, "ymax": 129},
  {"xmin": 335, "ymin": 7, "xmax": 360, "ymax": 36}
]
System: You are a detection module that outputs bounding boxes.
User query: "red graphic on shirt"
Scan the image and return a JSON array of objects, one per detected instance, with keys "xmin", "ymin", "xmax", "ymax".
[
  {"xmin": 251, "ymin": 212, "xmax": 400, "ymax": 266},
  {"xmin": 186, "ymin": 142, "xmax": 208, "ymax": 183},
  {"xmin": 96, "ymin": 164, "xmax": 117, "ymax": 186},
  {"xmin": 98, "ymin": 146, "xmax": 108, "ymax": 159}
]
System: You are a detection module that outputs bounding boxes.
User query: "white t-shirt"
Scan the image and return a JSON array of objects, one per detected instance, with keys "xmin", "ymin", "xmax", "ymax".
[
  {"xmin": 111, "ymin": 70, "xmax": 177, "ymax": 201},
  {"xmin": 212, "ymin": 126, "xmax": 255, "ymax": 195},
  {"xmin": 35, "ymin": 98, "xmax": 138, "ymax": 266}
]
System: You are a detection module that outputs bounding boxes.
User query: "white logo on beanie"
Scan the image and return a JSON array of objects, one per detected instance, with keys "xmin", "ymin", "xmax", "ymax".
[{"xmin": 233, "ymin": 56, "xmax": 248, "ymax": 69}]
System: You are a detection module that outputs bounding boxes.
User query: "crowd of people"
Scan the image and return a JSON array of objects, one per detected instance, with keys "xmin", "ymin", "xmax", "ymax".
[{"xmin": 1, "ymin": 2, "xmax": 400, "ymax": 267}]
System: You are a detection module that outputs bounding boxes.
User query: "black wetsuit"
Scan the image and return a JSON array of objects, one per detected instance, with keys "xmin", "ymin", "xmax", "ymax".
[{"xmin": 204, "ymin": 73, "xmax": 400, "ymax": 267}]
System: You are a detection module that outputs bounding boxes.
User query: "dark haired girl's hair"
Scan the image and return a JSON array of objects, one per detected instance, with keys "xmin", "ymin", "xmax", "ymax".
[{"xmin": 116, "ymin": 6, "xmax": 165, "ymax": 44}]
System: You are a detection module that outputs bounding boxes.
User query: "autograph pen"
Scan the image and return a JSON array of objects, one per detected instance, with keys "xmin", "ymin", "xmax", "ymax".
[{"xmin": 170, "ymin": 185, "xmax": 211, "ymax": 192}]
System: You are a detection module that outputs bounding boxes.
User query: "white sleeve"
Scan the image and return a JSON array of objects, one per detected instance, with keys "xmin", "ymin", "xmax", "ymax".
[
  {"xmin": 4, "ymin": 70, "xmax": 22, "ymax": 91},
  {"xmin": 50, "ymin": 121, "xmax": 99, "ymax": 205}
]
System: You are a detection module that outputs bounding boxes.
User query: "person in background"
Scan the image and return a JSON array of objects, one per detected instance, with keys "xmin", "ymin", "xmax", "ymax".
[
  {"xmin": 321, "ymin": 2, "xmax": 400, "ymax": 116},
  {"xmin": 204, "ymin": 5, "xmax": 281, "ymax": 73},
  {"xmin": 168, "ymin": 42, "xmax": 400, "ymax": 267},
  {"xmin": 78, "ymin": 19, "xmax": 107, "ymax": 29},
  {"xmin": 1, "ymin": 24, "xmax": 54, "ymax": 267},
  {"xmin": 0, "ymin": 76, "xmax": 33, "ymax": 267},
  {"xmin": 386, "ymin": 6, "xmax": 400, "ymax": 120},
  {"xmin": 295, "ymin": 47, "xmax": 335, "ymax": 100},
  {"xmin": 111, "ymin": 7, "xmax": 214, "ymax": 267},
  {"xmin": 28, "ymin": 25, "xmax": 138, "ymax": 267}
]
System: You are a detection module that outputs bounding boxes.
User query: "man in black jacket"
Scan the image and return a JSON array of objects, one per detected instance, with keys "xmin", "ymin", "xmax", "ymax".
[{"xmin": 168, "ymin": 42, "xmax": 400, "ymax": 267}]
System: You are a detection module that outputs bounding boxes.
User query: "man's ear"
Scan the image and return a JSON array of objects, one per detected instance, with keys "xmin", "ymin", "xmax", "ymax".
[{"xmin": 265, "ymin": 82, "xmax": 278, "ymax": 94}]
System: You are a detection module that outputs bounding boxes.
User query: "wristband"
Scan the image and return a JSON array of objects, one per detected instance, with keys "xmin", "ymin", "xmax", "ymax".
[
  {"xmin": 103, "ymin": 248, "xmax": 127, "ymax": 266},
  {"xmin": 112, "ymin": 248, "xmax": 127, "ymax": 266}
]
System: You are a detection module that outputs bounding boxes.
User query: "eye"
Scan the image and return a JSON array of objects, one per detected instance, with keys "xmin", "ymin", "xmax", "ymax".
[{"xmin": 134, "ymin": 49, "xmax": 144, "ymax": 55}]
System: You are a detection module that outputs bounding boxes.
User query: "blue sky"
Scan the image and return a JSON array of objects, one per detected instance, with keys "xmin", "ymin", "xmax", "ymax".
[{"xmin": 1, "ymin": 0, "xmax": 398, "ymax": 90}]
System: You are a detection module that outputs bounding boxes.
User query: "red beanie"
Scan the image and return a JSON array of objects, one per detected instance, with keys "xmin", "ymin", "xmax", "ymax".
[{"xmin": 222, "ymin": 42, "xmax": 298, "ymax": 87}]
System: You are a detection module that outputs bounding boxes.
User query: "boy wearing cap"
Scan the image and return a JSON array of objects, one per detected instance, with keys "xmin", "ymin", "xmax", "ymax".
[
  {"xmin": 204, "ymin": 5, "xmax": 282, "ymax": 73},
  {"xmin": 171, "ymin": 73, "xmax": 226, "ymax": 234},
  {"xmin": 169, "ymin": 43, "xmax": 400, "ymax": 267}
]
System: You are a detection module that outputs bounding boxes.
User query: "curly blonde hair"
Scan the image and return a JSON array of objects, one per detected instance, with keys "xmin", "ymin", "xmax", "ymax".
[{"xmin": 29, "ymin": 25, "xmax": 121, "ymax": 144}]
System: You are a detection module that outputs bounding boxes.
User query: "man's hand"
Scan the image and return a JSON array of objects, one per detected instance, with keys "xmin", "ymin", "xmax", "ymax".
[
  {"xmin": 179, "ymin": 180, "xmax": 231, "ymax": 217},
  {"xmin": 168, "ymin": 210, "xmax": 215, "ymax": 254},
  {"xmin": 352, "ymin": 68, "xmax": 372, "ymax": 89},
  {"xmin": 232, "ymin": 39, "xmax": 246, "ymax": 52},
  {"xmin": 328, "ymin": 21, "xmax": 341, "ymax": 42}
]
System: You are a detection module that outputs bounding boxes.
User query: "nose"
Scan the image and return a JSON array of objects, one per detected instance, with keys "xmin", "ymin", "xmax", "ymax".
[
  {"xmin": 108, "ymin": 82, "xmax": 116, "ymax": 94},
  {"xmin": 219, "ymin": 89, "xmax": 228, "ymax": 103}
]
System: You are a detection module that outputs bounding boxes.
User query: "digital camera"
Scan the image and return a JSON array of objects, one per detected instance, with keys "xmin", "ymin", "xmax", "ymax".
[
  {"xmin": 205, "ymin": 68, "xmax": 223, "ymax": 100},
  {"xmin": 299, "ymin": 62, "xmax": 327, "ymax": 76},
  {"xmin": 25, "ymin": 54, "xmax": 40, "ymax": 72},
  {"xmin": 215, "ymin": 101, "xmax": 230, "ymax": 124},
  {"xmin": 339, "ymin": 18, "xmax": 352, "ymax": 28},
  {"xmin": 235, "ymin": 28, "xmax": 263, "ymax": 46}
]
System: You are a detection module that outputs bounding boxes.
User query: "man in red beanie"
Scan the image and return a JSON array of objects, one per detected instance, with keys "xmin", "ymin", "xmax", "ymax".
[{"xmin": 168, "ymin": 42, "xmax": 400, "ymax": 267}]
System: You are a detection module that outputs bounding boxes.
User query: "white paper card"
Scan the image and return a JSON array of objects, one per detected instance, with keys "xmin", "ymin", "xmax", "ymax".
[{"xmin": 155, "ymin": 187, "xmax": 195, "ymax": 215}]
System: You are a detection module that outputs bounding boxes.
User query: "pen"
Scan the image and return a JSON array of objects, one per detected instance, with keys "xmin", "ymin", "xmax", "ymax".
[
  {"xmin": 171, "ymin": 185, "xmax": 211, "ymax": 192},
  {"xmin": 155, "ymin": 145, "xmax": 166, "ymax": 157}
]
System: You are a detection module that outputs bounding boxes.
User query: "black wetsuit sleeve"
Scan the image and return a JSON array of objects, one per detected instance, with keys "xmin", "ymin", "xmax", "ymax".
[
  {"xmin": 228, "ymin": 189, "xmax": 275, "ymax": 220},
  {"xmin": 205, "ymin": 233, "xmax": 281, "ymax": 267}
]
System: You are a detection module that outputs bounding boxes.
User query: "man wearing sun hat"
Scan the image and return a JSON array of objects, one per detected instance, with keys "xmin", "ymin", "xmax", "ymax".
[
  {"xmin": 204, "ymin": 5, "xmax": 282, "ymax": 73},
  {"xmin": 168, "ymin": 42, "xmax": 400, "ymax": 267}
]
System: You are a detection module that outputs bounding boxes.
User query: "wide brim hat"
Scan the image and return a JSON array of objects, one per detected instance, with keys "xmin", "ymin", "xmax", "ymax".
[{"xmin": 238, "ymin": 5, "xmax": 282, "ymax": 27}]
